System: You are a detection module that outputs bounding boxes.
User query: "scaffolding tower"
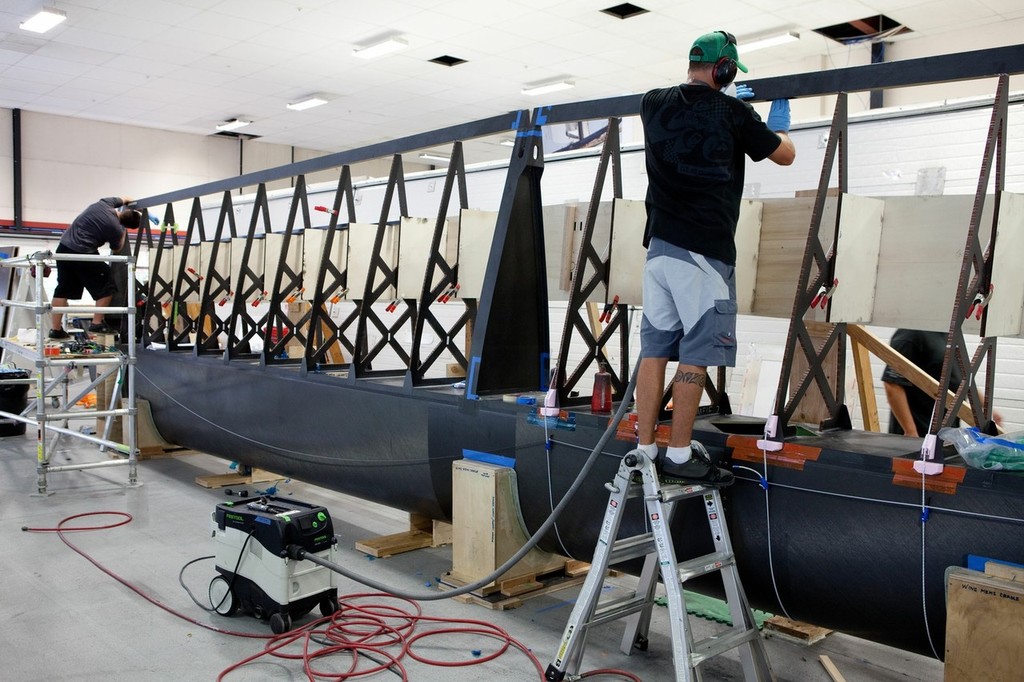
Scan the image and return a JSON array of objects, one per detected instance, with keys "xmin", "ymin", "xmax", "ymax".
[{"xmin": 0, "ymin": 250, "xmax": 138, "ymax": 494}]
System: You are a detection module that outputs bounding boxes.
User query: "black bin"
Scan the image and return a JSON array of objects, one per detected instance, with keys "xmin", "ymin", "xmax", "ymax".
[{"xmin": 0, "ymin": 368, "xmax": 29, "ymax": 437}]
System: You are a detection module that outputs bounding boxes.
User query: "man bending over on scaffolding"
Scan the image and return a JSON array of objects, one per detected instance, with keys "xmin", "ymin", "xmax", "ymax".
[{"xmin": 49, "ymin": 196, "xmax": 141, "ymax": 340}]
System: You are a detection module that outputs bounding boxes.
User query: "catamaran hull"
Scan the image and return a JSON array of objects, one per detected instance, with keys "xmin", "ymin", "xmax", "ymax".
[{"xmin": 137, "ymin": 349, "xmax": 1024, "ymax": 657}]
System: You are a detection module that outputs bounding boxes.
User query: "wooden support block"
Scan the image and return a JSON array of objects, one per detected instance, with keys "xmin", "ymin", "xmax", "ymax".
[
  {"xmin": 432, "ymin": 520, "xmax": 453, "ymax": 547},
  {"xmin": 194, "ymin": 468, "xmax": 281, "ymax": 489},
  {"xmin": 848, "ymin": 334, "xmax": 880, "ymax": 432},
  {"xmin": 448, "ymin": 459, "xmax": 568, "ymax": 591},
  {"xmin": 355, "ymin": 529, "xmax": 433, "ymax": 558},
  {"xmin": 946, "ymin": 567, "xmax": 1024, "ymax": 682},
  {"xmin": 763, "ymin": 616, "xmax": 832, "ymax": 645},
  {"xmin": 985, "ymin": 561, "xmax": 1024, "ymax": 582},
  {"xmin": 437, "ymin": 570, "xmax": 586, "ymax": 611}
]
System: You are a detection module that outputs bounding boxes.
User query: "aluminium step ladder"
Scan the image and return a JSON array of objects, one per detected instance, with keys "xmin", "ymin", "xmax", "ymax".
[{"xmin": 545, "ymin": 450, "xmax": 772, "ymax": 682}]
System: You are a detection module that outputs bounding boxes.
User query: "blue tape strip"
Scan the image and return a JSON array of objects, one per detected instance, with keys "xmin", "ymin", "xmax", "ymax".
[
  {"xmin": 255, "ymin": 516, "xmax": 271, "ymax": 525},
  {"xmin": 463, "ymin": 449, "xmax": 516, "ymax": 468}
]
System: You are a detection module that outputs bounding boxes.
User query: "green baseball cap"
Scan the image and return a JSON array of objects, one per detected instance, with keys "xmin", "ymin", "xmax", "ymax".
[{"xmin": 689, "ymin": 31, "xmax": 749, "ymax": 73}]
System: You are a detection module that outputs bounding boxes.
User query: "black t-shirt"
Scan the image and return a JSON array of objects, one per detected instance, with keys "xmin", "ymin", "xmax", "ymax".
[
  {"xmin": 640, "ymin": 84, "xmax": 781, "ymax": 266},
  {"xmin": 881, "ymin": 329, "xmax": 962, "ymax": 436},
  {"xmin": 59, "ymin": 197, "xmax": 125, "ymax": 254}
]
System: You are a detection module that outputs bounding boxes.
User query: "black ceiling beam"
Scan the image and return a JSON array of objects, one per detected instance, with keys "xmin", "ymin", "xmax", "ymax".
[
  {"xmin": 135, "ymin": 111, "xmax": 523, "ymax": 209},
  {"xmin": 540, "ymin": 43, "xmax": 1024, "ymax": 125}
]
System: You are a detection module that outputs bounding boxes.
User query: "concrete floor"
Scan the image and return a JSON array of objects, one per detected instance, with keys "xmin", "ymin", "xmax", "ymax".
[{"xmin": 0, "ymin": 427, "xmax": 945, "ymax": 681}]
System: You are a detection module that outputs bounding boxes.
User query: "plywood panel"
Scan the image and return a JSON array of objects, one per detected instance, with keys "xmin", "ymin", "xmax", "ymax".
[
  {"xmin": 608, "ymin": 198, "xmax": 647, "ymax": 307},
  {"xmin": 347, "ymin": 222, "xmax": 396, "ymax": 301},
  {"xmin": 735, "ymin": 200, "xmax": 763, "ymax": 314},
  {"xmin": 871, "ymin": 195, "xmax": 988, "ymax": 333},
  {"xmin": 301, "ymin": 228, "xmax": 327, "ymax": 302},
  {"xmin": 945, "ymin": 567, "xmax": 1024, "ymax": 682},
  {"xmin": 457, "ymin": 209, "xmax": 498, "ymax": 299},
  {"xmin": 829, "ymin": 194, "xmax": 884, "ymax": 323},
  {"xmin": 397, "ymin": 217, "xmax": 434, "ymax": 299},
  {"xmin": 986, "ymin": 192, "xmax": 1024, "ymax": 337},
  {"xmin": 543, "ymin": 204, "xmax": 573, "ymax": 302},
  {"xmin": 751, "ymin": 197, "xmax": 838, "ymax": 318}
]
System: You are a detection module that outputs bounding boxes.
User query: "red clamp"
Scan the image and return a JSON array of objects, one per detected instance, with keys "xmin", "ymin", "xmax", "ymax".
[
  {"xmin": 186, "ymin": 266, "xmax": 205, "ymax": 281},
  {"xmin": 251, "ymin": 290, "xmax": 268, "ymax": 307},
  {"xmin": 966, "ymin": 284, "xmax": 993, "ymax": 320},
  {"xmin": 314, "ymin": 205, "xmax": 339, "ymax": 216},
  {"xmin": 438, "ymin": 283, "xmax": 461, "ymax": 303},
  {"xmin": 217, "ymin": 291, "xmax": 234, "ymax": 307},
  {"xmin": 810, "ymin": 278, "xmax": 838, "ymax": 309},
  {"xmin": 386, "ymin": 299, "xmax": 400, "ymax": 313},
  {"xmin": 599, "ymin": 295, "xmax": 620, "ymax": 323}
]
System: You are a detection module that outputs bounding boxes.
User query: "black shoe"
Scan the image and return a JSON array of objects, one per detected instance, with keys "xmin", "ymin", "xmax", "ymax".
[
  {"xmin": 88, "ymin": 323, "xmax": 116, "ymax": 334},
  {"xmin": 659, "ymin": 441, "xmax": 734, "ymax": 487},
  {"xmin": 48, "ymin": 328, "xmax": 71, "ymax": 340}
]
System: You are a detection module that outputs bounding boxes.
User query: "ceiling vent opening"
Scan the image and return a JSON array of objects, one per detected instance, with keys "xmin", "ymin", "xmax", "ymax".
[
  {"xmin": 813, "ymin": 15, "xmax": 912, "ymax": 45},
  {"xmin": 429, "ymin": 55, "xmax": 467, "ymax": 67},
  {"xmin": 601, "ymin": 3, "xmax": 649, "ymax": 20},
  {"xmin": 212, "ymin": 131, "xmax": 260, "ymax": 140}
]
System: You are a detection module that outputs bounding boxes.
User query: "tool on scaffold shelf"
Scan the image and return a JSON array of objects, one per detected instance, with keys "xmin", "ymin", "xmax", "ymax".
[{"xmin": 544, "ymin": 450, "xmax": 772, "ymax": 682}]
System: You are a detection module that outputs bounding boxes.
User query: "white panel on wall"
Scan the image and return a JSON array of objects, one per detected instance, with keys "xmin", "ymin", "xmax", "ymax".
[
  {"xmin": 301, "ymin": 228, "xmax": 327, "ymax": 301},
  {"xmin": 397, "ymin": 217, "xmax": 435, "ymax": 299},
  {"xmin": 230, "ymin": 235, "xmax": 264, "ymax": 302},
  {"xmin": 829, "ymin": 194, "xmax": 885, "ymax": 324},
  {"xmin": 607, "ymin": 198, "xmax": 646, "ymax": 307},
  {"xmin": 347, "ymin": 223, "xmax": 396, "ymax": 301},
  {"xmin": 457, "ymin": 209, "xmax": 498, "ymax": 299},
  {"xmin": 986, "ymin": 192, "xmax": 1024, "ymax": 337}
]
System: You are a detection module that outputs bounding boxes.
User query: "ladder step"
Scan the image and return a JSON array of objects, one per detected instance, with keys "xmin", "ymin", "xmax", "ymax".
[
  {"xmin": 589, "ymin": 593, "xmax": 650, "ymax": 628},
  {"xmin": 607, "ymin": 533, "xmax": 656, "ymax": 565},
  {"xmin": 676, "ymin": 550, "xmax": 735, "ymax": 582},
  {"xmin": 691, "ymin": 627, "xmax": 762, "ymax": 666}
]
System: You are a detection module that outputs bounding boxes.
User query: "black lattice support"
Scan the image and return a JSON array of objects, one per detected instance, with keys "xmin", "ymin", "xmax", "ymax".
[
  {"xmin": 263, "ymin": 175, "xmax": 313, "ymax": 366},
  {"xmin": 141, "ymin": 204, "xmax": 179, "ymax": 347},
  {"xmin": 167, "ymin": 197, "xmax": 208, "ymax": 352},
  {"xmin": 765, "ymin": 94, "xmax": 851, "ymax": 444},
  {"xmin": 196, "ymin": 191, "xmax": 238, "ymax": 355},
  {"xmin": 350, "ymin": 155, "xmax": 410, "ymax": 380},
  {"xmin": 408, "ymin": 141, "xmax": 477, "ymax": 386},
  {"xmin": 304, "ymin": 166, "xmax": 359, "ymax": 371},
  {"xmin": 226, "ymin": 184, "xmax": 273, "ymax": 361},
  {"xmin": 917, "ymin": 75, "xmax": 1009, "ymax": 472},
  {"xmin": 553, "ymin": 117, "xmax": 631, "ymax": 407}
]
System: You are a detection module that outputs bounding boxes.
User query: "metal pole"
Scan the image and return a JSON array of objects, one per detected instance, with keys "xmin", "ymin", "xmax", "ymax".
[{"xmin": 127, "ymin": 257, "xmax": 138, "ymax": 485}]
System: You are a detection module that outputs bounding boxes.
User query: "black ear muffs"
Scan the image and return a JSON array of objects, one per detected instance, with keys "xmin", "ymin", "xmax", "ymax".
[
  {"xmin": 711, "ymin": 30, "xmax": 738, "ymax": 87},
  {"xmin": 712, "ymin": 56, "xmax": 737, "ymax": 87}
]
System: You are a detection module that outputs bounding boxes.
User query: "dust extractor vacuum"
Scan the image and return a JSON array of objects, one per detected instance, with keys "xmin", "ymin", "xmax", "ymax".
[{"xmin": 209, "ymin": 496, "xmax": 339, "ymax": 633}]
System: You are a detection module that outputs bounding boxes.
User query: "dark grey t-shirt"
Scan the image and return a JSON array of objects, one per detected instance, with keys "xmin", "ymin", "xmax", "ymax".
[
  {"xmin": 640, "ymin": 84, "xmax": 781, "ymax": 266},
  {"xmin": 59, "ymin": 197, "xmax": 125, "ymax": 254}
]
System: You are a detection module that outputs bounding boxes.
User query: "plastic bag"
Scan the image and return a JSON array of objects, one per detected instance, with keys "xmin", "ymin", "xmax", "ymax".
[{"xmin": 938, "ymin": 427, "xmax": 1024, "ymax": 471}]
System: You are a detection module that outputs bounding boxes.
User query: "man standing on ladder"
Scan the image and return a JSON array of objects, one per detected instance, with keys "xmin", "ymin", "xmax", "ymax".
[
  {"xmin": 636, "ymin": 31, "xmax": 796, "ymax": 482},
  {"xmin": 49, "ymin": 196, "xmax": 140, "ymax": 339}
]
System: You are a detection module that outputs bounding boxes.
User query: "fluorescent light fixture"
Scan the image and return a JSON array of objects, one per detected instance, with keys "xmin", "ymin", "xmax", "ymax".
[
  {"xmin": 741, "ymin": 31, "xmax": 800, "ymax": 53},
  {"xmin": 286, "ymin": 95, "xmax": 329, "ymax": 111},
  {"xmin": 418, "ymin": 152, "xmax": 450, "ymax": 163},
  {"xmin": 20, "ymin": 7, "xmax": 67, "ymax": 33},
  {"xmin": 352, "ymin": 36, "xmax": 408, "ymax": 60},
  {"xmin": 215, "ymin": 118, "xmax": 252, "ymax": 132},
  {"xmin": 521, "ymin": 79, "xmax": 575, "ymax": 97}
]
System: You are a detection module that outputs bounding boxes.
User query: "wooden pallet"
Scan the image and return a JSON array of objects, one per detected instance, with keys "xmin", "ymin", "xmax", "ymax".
[
  {"xmin": 194, "ymin": 467, "xmax": 282, "ymax": 489},
  {"xmin": 355, "ymin": 514, "xmax": 454, "ymax": 558},
  {"xmin": 437, "ymin": 561, "xmax": 593, "ymax": 611},
  {"xmin": 763, "ymin": 615, "xmax": 832, "ymax": 645}
]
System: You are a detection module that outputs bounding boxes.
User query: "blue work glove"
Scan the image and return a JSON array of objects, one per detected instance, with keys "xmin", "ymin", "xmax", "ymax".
[
  {"xmin": 734, "ymin": 84, "xmax": 755, "ymax": 100},
  {"xmin": 766, "ymin": 99, "xmax": 791, "ymax": 133}
]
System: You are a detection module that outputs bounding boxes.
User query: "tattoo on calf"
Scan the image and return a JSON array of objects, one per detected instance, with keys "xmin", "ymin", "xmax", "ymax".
[{"xmin": 672, "ymin": 370, "xmax": 706, "ymax": 387}]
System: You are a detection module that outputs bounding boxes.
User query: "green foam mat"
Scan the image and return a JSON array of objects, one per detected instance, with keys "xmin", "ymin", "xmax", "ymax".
[{"xmin": 656, "ymin": 591, "xmax": 773, "ymax": 629}]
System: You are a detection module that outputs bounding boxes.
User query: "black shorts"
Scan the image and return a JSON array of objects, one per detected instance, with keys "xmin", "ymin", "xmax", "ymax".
[{"xmin": 53, "ymin": 243, "xmax": 117, "ymax": 300}]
